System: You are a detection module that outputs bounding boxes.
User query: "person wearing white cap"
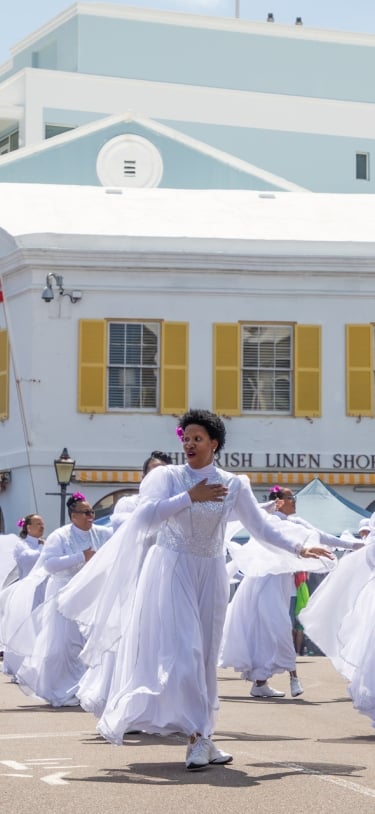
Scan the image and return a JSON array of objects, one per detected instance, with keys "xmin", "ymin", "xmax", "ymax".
[{"xmin": 358, "ymin": 518, "xmax": 371, "ymax": 541}]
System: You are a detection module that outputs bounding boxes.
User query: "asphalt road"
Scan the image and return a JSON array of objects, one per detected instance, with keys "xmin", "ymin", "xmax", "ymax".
[{"xmin": 1, "ymin": 657, "xmax": 374, "ymax": 814}]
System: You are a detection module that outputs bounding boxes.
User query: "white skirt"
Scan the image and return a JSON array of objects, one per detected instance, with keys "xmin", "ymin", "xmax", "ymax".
[
  {"xmin": 97, "ymin": 544, "xmax": 229, "ymax": 744},
  {"xmin": 13, "ymin": 575, "xmax": 86, "ymax": 706},
  {"xmin": 219, "ymin": 573, "xmax": 296, "ymax": 680},
  {"xmin": 300, "ymin": 543, "xmax": 375, "ymax": 728}
]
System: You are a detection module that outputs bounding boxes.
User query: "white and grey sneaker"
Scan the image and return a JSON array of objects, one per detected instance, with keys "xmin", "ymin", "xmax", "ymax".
[
  {"xmin": 186, "ymin": 736, "xmax": 233, "ymax": 770},
  {"xmin": 207, "ymin": 740, "xmax": 233, "ymax": 765},
  {"xmin": 186, "ymin": 735, "xmax": 211, "ymax": 771},
  {"xmin": 250, "ymin": 682, "xmax": 285, "ymax": 698},
  {"xmin": 290, "ymin": 677, "xmax": 304, "ymax": 697}
]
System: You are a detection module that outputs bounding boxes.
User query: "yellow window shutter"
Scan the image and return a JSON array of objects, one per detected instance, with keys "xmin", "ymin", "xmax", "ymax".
[
  {"xmin": 160, "ymin": 322, "xmax": 188, "ymax": 415},
  {"xmin": 213, "ymin": 323, "xmax": 240, "ymax": 415},
  {"xmin": 346, "ymin": 324, "xmax": 373, "ymax": 416},
  {"xmin": 78, "ymin": 320, "xmax": 106, "ymax": 413},
  {"xmin": 0, "ymin": 329, "xmax": 9, "ymax": 420},
  {"xmin": 294, "ymin": 325, "xmax": 321, "ymax": 417}
]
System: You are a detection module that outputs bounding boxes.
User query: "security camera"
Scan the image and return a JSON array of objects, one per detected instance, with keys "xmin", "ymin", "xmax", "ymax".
[{"xmin": 41, "ymin": 285, "xmax": 54, "ymax": 302}]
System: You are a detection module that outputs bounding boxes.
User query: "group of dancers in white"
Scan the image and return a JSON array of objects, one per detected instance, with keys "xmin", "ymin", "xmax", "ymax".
[{"xmin": 0, "ymin": 409, "xmax": 374, "ymax": 772}]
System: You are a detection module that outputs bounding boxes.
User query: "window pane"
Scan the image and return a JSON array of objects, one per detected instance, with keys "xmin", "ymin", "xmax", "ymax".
[
  {"xmin": 356, "ymin": 153, "xmax": 368, "ymax": 180},
  {"xmin": 241, "ymin": 324, "xmax": 292, "ymax": 413},
  {"xmin": 108, "ymin": 321, "xmax": 159, "ymax": 410},
  {"xmin": 108, "ymin": 367, "xmax": 124, "ymax": 408},
  {"xmin": 109, "ymin": 323, "xmax": 125, "ymax": 365}
]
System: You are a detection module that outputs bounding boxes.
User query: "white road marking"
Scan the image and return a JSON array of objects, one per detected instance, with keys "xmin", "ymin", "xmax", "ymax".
[
  {"xmin": 283, "ymin": 761, "xmax": 375, "ymax": 799},
  {"xmin": 40, "ymin": 771, "xmax": 71, "ymax": 786},
  {"xmin": 2, "ymin": 774, "xmax": 33, "ymax": 778},
  {"xmin": 0, "ymin": 760, "xmax": 29, "ymax": 770},
  {"xmin": 0, "ymin": 730, "xmax": 93, "ymax": 740},
  {"xmin": 27, "ymin": 758, "xmax": 69, "ymax": 763}
]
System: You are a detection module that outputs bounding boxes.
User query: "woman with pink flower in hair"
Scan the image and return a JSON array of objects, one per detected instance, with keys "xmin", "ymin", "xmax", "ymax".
[
  {"xmin": 6, "ymin": 492, "xmax": 112, "ymax": 706},
  {"xmin": 1, "ymin": 514, "xmax": 46, "ymax": 679},
  {"xmin": 14, "ymin": 514, "xmax": 45, "ymax": 579}
]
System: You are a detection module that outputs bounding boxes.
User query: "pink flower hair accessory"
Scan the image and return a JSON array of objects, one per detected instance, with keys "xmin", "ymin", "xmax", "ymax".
[
  {"xmin": 72, "ymin": 491, "xmax": 86, "ymax": 501},
  {"xmin": 17, "ymin": 518, "xmax": 25, "ymax": 528},
  {"xmin": 176, "ymin": 427, "xmax": 184, "ymax": 442},
  {"xmin": 271, "ymin": 485, "xmax": 282, "ymax": 493}
]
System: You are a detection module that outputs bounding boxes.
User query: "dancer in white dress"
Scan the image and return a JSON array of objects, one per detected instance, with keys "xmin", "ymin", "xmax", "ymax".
[
  {"xmin": 221, "ymin": 486, "xmax": 356, "ymax": 700},
  {"xmin": 58, "ymin": 410, "xmax": 333, "ymax": 770},
  {"xmin": 1, "ymin": 514, "xmax": 46, "ymax": 678},
  {"xmin": 9, "ymin": 493, "xmax": 112, "ymax": 707},
  {"xmin": 300, "ymin": 520, "xmax": 375, "ymax": 729},
  {"xmin": 14, "ymin": 514, "xmax": 45, "ymax": 578}
]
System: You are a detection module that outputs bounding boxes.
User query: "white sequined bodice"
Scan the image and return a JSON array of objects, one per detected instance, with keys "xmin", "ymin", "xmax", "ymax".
[{"xmin": 157, "ymin": 465, "xmax": 230, "ymax": 558}]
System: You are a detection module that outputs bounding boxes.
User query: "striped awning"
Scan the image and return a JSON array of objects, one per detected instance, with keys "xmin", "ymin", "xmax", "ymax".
[
  {"xmin": 74, "ymin": 470, "xmax": 142, "ymax": 484},
  {"xmin": 72, "ymin": 469, "xmax": 375, "ymax": 486}
]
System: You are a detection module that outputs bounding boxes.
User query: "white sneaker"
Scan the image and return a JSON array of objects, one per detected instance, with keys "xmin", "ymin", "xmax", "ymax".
[
  {"xmin": 290, "ymin": 677, "xmax": 304, "ymax": 697},
  {"xmin": 207, "ymin": 740, "xmax": 233, "ymax": 765},
  {"xmin": 186, "ymin": 736, "xmax": 233, "ymax": 770},
  {"xmin": 61, "ymin": 696, "xmax": 80, "ymax": 707},
  {"xmin": 250, "ymin": 682, "xmax": 285, "ymax": 698},
  {"xmin": 186, "ymin": 736, "xmax": 211, "ymax": 770}
]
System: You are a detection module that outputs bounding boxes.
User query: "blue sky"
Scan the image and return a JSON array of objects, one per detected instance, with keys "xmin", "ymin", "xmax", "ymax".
[{"xmin": 2, "ymin": 1, "xmax": 375, "ymax": 64}]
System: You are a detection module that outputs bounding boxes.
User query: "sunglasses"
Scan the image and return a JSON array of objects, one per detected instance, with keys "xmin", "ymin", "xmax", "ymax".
[{"xmin": 73, "ymin": 509, "xmax": 95, "ymax": 516}]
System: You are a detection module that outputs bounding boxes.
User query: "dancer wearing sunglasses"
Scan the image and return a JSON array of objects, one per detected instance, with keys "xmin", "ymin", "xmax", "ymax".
[{"xmin": 7, "ymin": 493, "xmax": 111, "ymax": 707}]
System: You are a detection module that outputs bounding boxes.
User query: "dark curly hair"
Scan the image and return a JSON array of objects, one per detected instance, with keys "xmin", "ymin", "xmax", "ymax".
[{"xmin": 178, "ymin": 409, "xmax": 226, "ymax": 453}]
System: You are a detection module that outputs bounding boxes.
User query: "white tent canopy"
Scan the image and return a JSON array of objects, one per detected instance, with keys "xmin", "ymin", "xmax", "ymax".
[{"xmin": 291, "ymin": 478, "xmax": 370, "ymax": 536}]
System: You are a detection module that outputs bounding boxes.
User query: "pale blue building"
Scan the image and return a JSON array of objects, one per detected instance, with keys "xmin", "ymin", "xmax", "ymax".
[{"xmin": 0, "ymin": 2, "xmax": 374, "ymax": 191}]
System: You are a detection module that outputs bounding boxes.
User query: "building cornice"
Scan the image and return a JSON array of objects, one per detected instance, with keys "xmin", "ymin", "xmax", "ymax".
[
  {"xmin": 2, "ymin": 246, "xmax": 375, "ymax": 279},
  {"xmin": 8, "ymin": 2, "xmax": 375, "ymax": 62}
]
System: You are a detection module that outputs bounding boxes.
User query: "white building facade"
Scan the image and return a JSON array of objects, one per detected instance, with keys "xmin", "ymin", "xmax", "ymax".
[{"xmin": 1, "ymin": 184, "xmax": 375, "ymax": 535}]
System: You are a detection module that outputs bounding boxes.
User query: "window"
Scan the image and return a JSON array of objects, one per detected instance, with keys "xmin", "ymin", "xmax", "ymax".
[
  {"xmin": 356, "ymin": 152, "xmax": 369, "ymax": 181},
  {"xmin": 108, "ymin": 322, "xmax": 159, "ymax": 410},
  {"xmin": 242, "ymin": 324, "xmax": 292, "ymax": 413},
  {"xmin": 45, "ymin": 125, "xmax": 75, "ymax": 140},
  {"xmin": 213, "ymin": 322, "xmax": 321, "ymax": 417},
  {"xmin": 0, "ymin": 130, "xmax": 19, "ymax": 155},
  {"xmin": 78, "ymin": 319, "xmax": 188, "ymax": 415}
]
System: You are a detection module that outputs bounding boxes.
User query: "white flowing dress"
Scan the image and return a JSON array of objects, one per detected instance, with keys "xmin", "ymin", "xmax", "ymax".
[
  {"xmin": 300, "ymin": 538, "xmax": 375, "ymax": 728},
  {"xmin": 1, "ymin": 535, "xmax": 45, "ymax": 678},
  {"xmin": 58, "ymin": 463, "xmax": 319, "ymax": 743},
  {"xmin": 9, "ymin": 522, "xmax": 111, "ymax": 706},
  {"xmin": 220, "ymin": 513, "xmax": 339, "ymax": 681}
]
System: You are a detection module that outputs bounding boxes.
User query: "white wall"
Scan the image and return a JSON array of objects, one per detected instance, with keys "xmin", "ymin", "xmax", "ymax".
[{"xmin": 1, "ymin": 243, "xmax": 375, "ymax": 533}]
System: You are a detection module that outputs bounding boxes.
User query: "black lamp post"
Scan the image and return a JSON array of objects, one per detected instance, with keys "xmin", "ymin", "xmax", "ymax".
[{"xmin": 54, "ymin": 447, "xmax": 75, "ymax": 526}]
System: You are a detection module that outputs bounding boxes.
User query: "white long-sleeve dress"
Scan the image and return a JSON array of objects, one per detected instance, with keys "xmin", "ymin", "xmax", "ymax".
[
  {"xmin": 299, "ymin": 537, "xmax": 375, "ymax": 728},
  {"xmin": 1, "ymin": 535, "xmax": 45, "ymax": 678},
  {"xmin": 58, "ymin": 463, "xmax": 321, "ymax": 743},
  {"xmin": 9, "ymin": 522, "xmax": 111, "ymax": 706},
  {"xmin": 219, "ymin": 513, "xmax": 339, "ymax": 681}
]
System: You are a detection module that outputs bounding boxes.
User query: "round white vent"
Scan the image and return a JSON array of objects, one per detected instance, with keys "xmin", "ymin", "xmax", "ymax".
[{"xmin": 96, "ymin": 134, "xmax": 163, "ymax": 188}]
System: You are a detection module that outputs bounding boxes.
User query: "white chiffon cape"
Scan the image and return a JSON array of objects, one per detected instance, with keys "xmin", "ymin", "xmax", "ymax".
[
  {"xmin": 0, "ymin": 534, "xmax": 19, "ymax": 589},
  {"xmin": 299, "ymin": 540, "xmax": 375, "ymax": 728}
]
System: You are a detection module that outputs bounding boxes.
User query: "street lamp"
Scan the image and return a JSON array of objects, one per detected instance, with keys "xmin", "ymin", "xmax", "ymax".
[{"xmin": 54, "ymin": 447, "xmax": 75, "ymax": 526}]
